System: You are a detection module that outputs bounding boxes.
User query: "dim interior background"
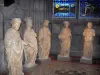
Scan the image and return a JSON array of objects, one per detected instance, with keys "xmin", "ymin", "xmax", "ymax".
[{"xmin": 0, "ymin": 0, "xmax": 100, "ymax": 70}]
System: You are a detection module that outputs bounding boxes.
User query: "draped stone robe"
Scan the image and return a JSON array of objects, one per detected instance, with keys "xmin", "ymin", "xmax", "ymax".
[
  {"xmin": 4, "ymin": 28, "xmax": 24, "ymax": 75},
  {"xmin": 83, "ymin": 28, "xmax": 95, "ymax": 58},
  {"xmin": 38, "ymin": 27, "xmax": 51, "ymax": 59},
  {"xmin": 59, "ymin": 28, "xmax": 71, "ymax": 57},
  {"xmin": 24, "ymin": 28, "xmax": 38, "ymax": 66}
]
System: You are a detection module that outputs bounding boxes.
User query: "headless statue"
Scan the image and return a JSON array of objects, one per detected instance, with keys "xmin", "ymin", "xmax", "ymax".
[
  {"xmin": 82, "ymin": 22, "xmax": 95, "ymax": 59},
  {"xmin": 4, "ymin": 18, "xmax": 26, "ymax": 75},
  {"xmin": 24, "ymin": 17, "xmax": 38, "ymax": 67},
  {"xmin": 38, "ymin": 20, "xmax": 51, "ymax": 59},
  {"xmin": 59, "ymin": 21, "xmax": 72, "ymax": 57}
]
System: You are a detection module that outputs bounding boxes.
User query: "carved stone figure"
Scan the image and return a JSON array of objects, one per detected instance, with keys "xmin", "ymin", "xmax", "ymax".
[
  {"xmin": 82, "ymin": 22, "xmax": 95, "ymax": 59},
  {"xmin": 23, "ymin": 17, "xmax": 38, "ymax": 67},
  {"xmin": 38, "ymin": 20, "xmax": 51, "ymax": 59},
  {"xmin": 4, "ymin": 18, "xmax": 26, "ymax": 75},
  {"xmin": 59, "ymin": 21, "xmax": 71, "ymax": 57}
]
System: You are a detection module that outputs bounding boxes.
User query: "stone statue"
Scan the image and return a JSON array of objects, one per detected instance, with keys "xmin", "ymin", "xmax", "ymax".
[
  {"xmin": 4, "ymin": 18, "xmax": 26, "ymax": 75},
  {"xmin": 82, "ymin": 22, "xmax": 95, "ymax": 59},
  {"xmin": 38, "ymin": 20, "xmax": 51, "ymax": 59},
  {"xmin": 23, "ymin": 17, "xmax": 38, "ymax": 67},
  {"xmin": 58, "ymin": 21, "xmax": 71, "ymax": 57}
]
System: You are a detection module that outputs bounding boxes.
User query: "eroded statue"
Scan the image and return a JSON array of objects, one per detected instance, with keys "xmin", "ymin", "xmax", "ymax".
[
  {"xmin": 38, "ymin": 20, "xmax": 51, "ymax": 59},
  {"xmin": 4, "ymin": 18, "xmax": 26, "ymax": 75},
  {"xmin": 59, "ymin": 21, "xmax": 72, "ymax": 57},
  {"xmin": 23, "ymin": 17, "xmax": 38, "ymax": 67},
  {"xmin": 82, "ymin": 22, "xmax": 95, "ymax": 59}
]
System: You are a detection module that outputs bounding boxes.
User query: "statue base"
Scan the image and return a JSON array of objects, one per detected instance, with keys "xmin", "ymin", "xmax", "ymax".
[
  {"xmin": 37, "ymin": 58, "xmax": 51, "ymax": 65},
  {"xmin": 23, "ymin": 63, "xmax": 38, "ymax": 73},
  {"xmin": 80, "ymin": 57, "xmax": 92, "ymax": 64},
  {"xmin": 57, "ymin": 55, "xmax": 70, "ymax": 61}
]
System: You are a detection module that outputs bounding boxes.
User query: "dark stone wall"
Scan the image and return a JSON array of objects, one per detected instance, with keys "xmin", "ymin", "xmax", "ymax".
[
  {"xmin": 51, "ymin": 19, "xmax": 100, "ymax": 58},
  {"xmin": 19, "ymin": 0, "xmax": 100, "ymax": 58}
]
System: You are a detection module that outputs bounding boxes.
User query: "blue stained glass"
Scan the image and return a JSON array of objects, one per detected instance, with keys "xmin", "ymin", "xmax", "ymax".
[
  {"xmin": 53, "ymin": 0, "xmax": 76, "ymax": 18},
  {"xmin": 54, "ymin": 0, "xmax": 75, "ymax": 1},
  {"xmin": 80, "ymin": 0, "xmax": 100, "ymax": 18}
]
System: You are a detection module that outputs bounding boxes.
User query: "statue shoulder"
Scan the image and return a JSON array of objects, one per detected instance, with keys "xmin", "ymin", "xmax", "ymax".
[
  {"xmin": 84, "ymin": 28, "xmax": 88, "ymax": 32},
  {"xmin": 5, "ymin": 28, "xmax": 14, "ymax": 42},
  {"xmin": 5, "ymin": 28, "xmax": 13, "ymax": 35},
  {"xmin": 84, "ymin": 28, "xmax": 87, "ymax": 31},
  {"xmin": 68, "ymin": 28, "xmax": 71, "ymax": 32},
  {"xmin": 92, "ymin": 29, "xmax": 95, "ymax": 32},
  {"xmin": 32, "ymin": 29, "xmax": 37, "ymax": 37},
  {"xmin": 62, "ymin": 28, "xmax": 66, "ymax": 32},
  {"xmin": 92, "ymin": 29, "xmax": 95, "ymax": 36}
]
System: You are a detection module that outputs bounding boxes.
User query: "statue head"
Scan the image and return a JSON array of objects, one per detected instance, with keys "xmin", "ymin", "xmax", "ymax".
[
  {"xmin": 24, "ymin": 17, "xmax": 33, "ymax": 28},
  {"xmin": 43, "ymin": 20, "xmax": 49, "ymax": 27},
  {"xmin": 11, "ymin": 18, "xmax": 21, "ymax": 30},
  {"xmin": 63, "ymin": 21, "xmax": 70, "ymax": 28},
  {"xmin": 87, "ymin": 22, "xmax": 93, "ymax": 29}
]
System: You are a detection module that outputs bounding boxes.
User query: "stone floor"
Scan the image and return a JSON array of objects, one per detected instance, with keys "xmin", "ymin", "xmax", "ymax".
[
  {"xmin": 1, "ymin": 56, "xmax": 100, "ymax": 75},
  {"xmin": 8, "ymin": 61, "xmax": 100, "ymax": 75},
  {"xmin": 1, "ymin": 55, "xmax": 100, "ymax": 75},
  {"xmin": 47, "ymin": 61, "xmax": 100, "ymax": 75},
  {"xmin": 1, "ymin": 60, "xmax": 100, "ymax": 75}
]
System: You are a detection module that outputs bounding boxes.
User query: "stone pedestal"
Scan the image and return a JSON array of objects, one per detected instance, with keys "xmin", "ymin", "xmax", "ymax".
[
  {"xmin": 23, "ymin": 64, "xmax": 39, "ymax": 75},
  {"xmin": 23, "ymin": 64, "xmax": 38, "ymax": 73},
  {"xmin": 57, "ymin": 55, "xmax": 70, "ymax": 61},
  {"xmin": 37, "ymin": 58, "xmax": 51, "ymax": 65},
  {"xmin": 80, "ymin": 57, "xmax": 92, "ymax": 64}
]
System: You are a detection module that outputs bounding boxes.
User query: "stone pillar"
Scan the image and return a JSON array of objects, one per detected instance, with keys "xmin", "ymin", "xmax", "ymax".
[
  {"xmin": 0, "ymin": 13, "xmax": 3, "ymax": 39},
  {"xmin": 0, "ymin": 4, "xmax": 5, "ymax": 73},
  {"xmin": 0, "ymin": 4, "xmax": 4, "ymax": 39}
]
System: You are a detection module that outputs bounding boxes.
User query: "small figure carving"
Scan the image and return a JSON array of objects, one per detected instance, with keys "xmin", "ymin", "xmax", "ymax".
[
  {"xmin": 38, "ymin": 20, "xmax": 51, "ymax": 59},
  {"xmin": 59, "ymin": 21, "xmax": 72, "ymax": 57},
  {"xmin": 82, "ymin": 22, "xmax": 95, "ymax": 59},
  {"xmin": 24, "ymin": 17, "xmax": 38, "ymax": 67}
]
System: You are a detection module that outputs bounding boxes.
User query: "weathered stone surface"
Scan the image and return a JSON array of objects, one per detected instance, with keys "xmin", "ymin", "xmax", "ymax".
[
  {"xmin": 57, "ymin": 55, "xmax": 70, "ymax": 61},
  {"xmin": 59, "ymin": 21, "xmax": 71, "ymax": 57},
  {"xmin": 82, "ymin": 22, "xmax": 95, "ymax": 59},
  {"xmin": 80, "ymin": 58, "xmax": 92, "ymax": 64},
  {"xmin": 4, "ymin": 18, "xmax": 25, "ymax": 75},
  {"xmin": 23, "ymin": 17, "xmax": 38, "ymax": 68},
  {"xmin": 38, "ymin": 20, "xmax": 51, "ymax": 59},
  {"xmin": 0, "ymin": 39, "xmax": 6, "ymax": 73},
  {"xmin": 37, "ymin": 58, "xmax": 51, "ymax": 65}
]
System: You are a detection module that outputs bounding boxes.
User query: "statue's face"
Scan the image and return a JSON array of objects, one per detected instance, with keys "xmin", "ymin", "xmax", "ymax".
[
  {"xmin": 44, "ymin": 20, "xmax": 49, "ymax": 27},
  {"xmin": 87, "ymin": 23, "xmax": 92, "ymax": 29},
  {"xmin": 29, "ymin": 24, "xmax": 32, "ymax": 28},
  {"xmin": 12, "ymin": 21, "xmax": 21, "ymax": 30},
  {"xmin": 26, "ymin": 18, "xmax": 33, "ymax": 28},
  {"xmin": 64, "ymin": 21, "xmax": 69, "ymax": 28}
]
